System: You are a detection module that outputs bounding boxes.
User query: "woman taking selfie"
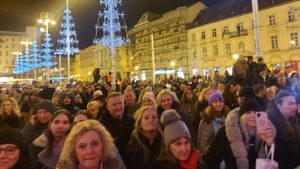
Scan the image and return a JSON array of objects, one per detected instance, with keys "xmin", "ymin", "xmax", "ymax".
[
  {"xmin": 205, "ymin": 98, "xmax": 276, "ymax": 169},
  {"xmin": 57, "ymin": 120, "xmax": 126, "ymax": 169},
  {"xmin": 155, "ymin": 109, "xmax": 201, "ymax": 169}
]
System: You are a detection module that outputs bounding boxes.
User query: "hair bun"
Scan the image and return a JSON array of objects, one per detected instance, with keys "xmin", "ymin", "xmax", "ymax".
[{"xmin": 160, "ymin": 109, "xmax": 180, "ymax": 126}]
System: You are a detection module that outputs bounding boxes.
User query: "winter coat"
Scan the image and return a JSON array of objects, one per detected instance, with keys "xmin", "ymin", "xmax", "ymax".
[
  {"xmin": 0, "ymin": 114, "xmax": 24, "ymax": 128},
  {"xmin": 125, "ymin": 103, "xmax": 141, "ymax": 116},
  {"xmin": 205, "ymin": 110, "xmax": 275, "ymax": 169},
  {"xmin": 22, "ymin": 122, "xmax": 48, "ymax": 145},
  {"xmin": 197, "ymin": 106, "xmax": 227, "ymax": 162},
  {"xmin": 268, "ymin": 110, "xmax": 300, "ymax": 169},
  {"xmin": 232, "ymin": 58, "xmax": 248, "ymax": 83},
  {"xmin": 124, "ymin": 132, "xmax": 162, "ymax": 169},
  {"xmin": 99, "ymin": 109, "xmax": 134, "ymax": 158},
  {"xmin": 59, "ymin": 92, "xmax": 80, "ymax": 115},
  {"xmin": 180, "ymin": 98, "xmax": 199, "ymax": 135}
]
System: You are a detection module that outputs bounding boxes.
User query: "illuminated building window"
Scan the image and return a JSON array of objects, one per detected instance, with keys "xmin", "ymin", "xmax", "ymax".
[
  {"xmin": 223, "ymin": 26, "xmax": 229, "ymax": 35},
  {"xmin": 201, "ymin": 31, "xmax": 206, "ymax": 40},
  {"xmin": 225, "ymin": 43, "xmax": 231, "ymax": 54},
  {"xmin": 288, "ymin": 8, "xmax": 295, "ymax": 22},
  {"xmin": 239, "ymin": 42, "xmax": 245, "ymax": 52},
  {"xmin": 192, "ymin": 49, "xmax": 197, "ymax": 58},
  {"xmin": 290, "ymin": 32, "xmax": 298, "ymax": 47},
  {"xmin": 202, "ymin": 47, "xmax": 207, "ymax": 58}
]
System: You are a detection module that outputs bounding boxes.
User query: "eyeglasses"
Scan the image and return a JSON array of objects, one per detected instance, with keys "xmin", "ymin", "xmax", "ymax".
[{"xmin": 0, "ymin": 146, "xmax": 18, "ymax": 155}]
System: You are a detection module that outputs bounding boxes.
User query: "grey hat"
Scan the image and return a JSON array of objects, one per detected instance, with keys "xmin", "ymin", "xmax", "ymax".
[
  {"xmin": 160, "ymin": 109, "xmax": 191, "ymax": 149},
  {"xmin": 37, "ymin": 100, "xmax": 56, "ymax": 114}
]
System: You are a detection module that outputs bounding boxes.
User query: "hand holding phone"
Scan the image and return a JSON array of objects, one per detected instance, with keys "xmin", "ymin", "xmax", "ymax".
[{"xmin": 256, "ymin": 112, "xmax": 268, "ymax": 134}]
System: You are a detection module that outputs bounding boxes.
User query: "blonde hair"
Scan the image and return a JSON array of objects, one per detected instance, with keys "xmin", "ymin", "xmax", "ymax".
[
  {"xmin": 87, "ymin": 101, "xmax": 99, "ymax": 109},
  {"xmin": 57, "ymin": 120, "xmax": 115, "ymax": 168},
  {"xmin": 155, "ymin": 89, "xmax": 179, "ymax": 109},
  {"xmin": 0, "ymin": 97, "xmax": 20, "ymax": 116},
  {"xmin": 198, "ymin": 87, "xmax": 211, "ymax": 102}
]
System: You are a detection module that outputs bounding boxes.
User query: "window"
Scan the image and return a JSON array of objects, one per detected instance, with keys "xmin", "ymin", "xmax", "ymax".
[
  {"xmin": 271, "ymin": 36, "xmax": 278, "ymax": 49},
  {"xmin": 212, "ymin": 29, "xmax": 217, "ymax": 37},
  {"xmin": 237, "ymin": 23, "xmax": 244, "ymax": 31},
  {"xmin": 201, "ymin": 31, "xmax": 206, "ymax": 40},
  {"xmin": 202, "ymin": 47, "xmax": 207, "ymax": 57},
  {"xmin": 223, "ymin": 26, "xmax": 229, "ymax": 35},
  {"xmin": 191, "ymin": 33, "xmax": 196, "ymax": 41},
  {"xmin": 290, "ymin": 32, "xmax": 298, "ymax": 47},
  {"xmin": 288, "ymin": 8, "xmax": 295, "ymax": 22},
  {"xmin": 225, "ymin": 43, "xmax": 231, "ymax": 54},
  {"xmin": 269, "ymin": 15, "xmax": 276, "ymax": 26},
  {"xmin": 239, "ymin": 42, "xmax": 245, "ymax": 52},
  {"xmin": 192, "ymin": 49, "xmax": 197, "ymax": 58},
  {"xmin": 213, "ymin": 45, "xmax": 218, "ymax": 56}
]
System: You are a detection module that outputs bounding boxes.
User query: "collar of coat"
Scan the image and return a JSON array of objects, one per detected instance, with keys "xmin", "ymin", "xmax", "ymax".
[{"xmin": 225, "ymin": 108, "xmax": 262, "ymax": 169}]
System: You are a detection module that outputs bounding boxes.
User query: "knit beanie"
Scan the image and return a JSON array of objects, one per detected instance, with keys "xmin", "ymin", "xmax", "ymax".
[
  {"xmin": 161, "ymin": 109, "xmax": 191, "ymax": 149},
  {"xmin": 142, "ymin": 92, "xmax": 155, "ymax": 104},
  {"xmin": 208, "ymin": 90, "xmax": 224, "ymax": 105},
  {"xmin": 39, "ymin": 88, "xmax": 55, "ymax": 100},
  {"xmin": 238, "ymin": 86, "xmax": 255, "ymax": 98},
  {"xmin": 239, "ymin": 98, "xmax": 259, "ymax": 117},
  {"xmin": 37, "ymin": 100, "xmax": 56, "ymax": 114},
  {"xmin": 0, "ymin": 127, "xmax": 26, "ymax": 153}
]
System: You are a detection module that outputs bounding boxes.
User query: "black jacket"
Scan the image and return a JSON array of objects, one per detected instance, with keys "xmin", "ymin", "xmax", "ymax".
[
  {"xmin": 99, "ymin": 109, "xmax": 134, "ymax": 158},
  {"xmin": 22, "ymin": 122, "xmax": 48, "ymax": 145},
  {"xmin": 124, "ymin": 132, "xmax": 162, "ymax": 169}
]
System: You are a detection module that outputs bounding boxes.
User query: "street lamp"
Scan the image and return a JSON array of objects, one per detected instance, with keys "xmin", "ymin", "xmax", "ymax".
[
  {"xmin": 37, "ymin": 12, "xmax": 56, "ymax": 33},
  {"xmin": 232, "ymin": 54, "xmax": 239, "ymax": 60}
]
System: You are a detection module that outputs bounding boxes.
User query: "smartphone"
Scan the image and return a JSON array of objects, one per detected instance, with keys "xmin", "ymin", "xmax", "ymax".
[{"xmin": 256, "ymin": 112, "xmax": 268, "ymax": 134}]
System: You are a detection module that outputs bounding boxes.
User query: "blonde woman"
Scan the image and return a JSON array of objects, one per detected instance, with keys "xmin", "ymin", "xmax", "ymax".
[
  {"xmin": 124, "ymin": 106, "xmax": 163, "ymax": 169},
  {"xmin": 0, "ymin": 97, "xmax": 23, "ymax": 128},
  {"xmin": 56, "ymin": 120, "xmax": 126, "ymax": 169}
]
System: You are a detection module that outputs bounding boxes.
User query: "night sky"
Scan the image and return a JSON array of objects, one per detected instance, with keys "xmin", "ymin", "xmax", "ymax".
[{"xmin": 0, "ymin": 0, "xmax": 226, "ymax": 49}]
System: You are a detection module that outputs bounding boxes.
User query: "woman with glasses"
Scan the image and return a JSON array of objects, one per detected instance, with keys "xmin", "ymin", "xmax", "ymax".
[{"xmin": 0, "ymin": 127, "xmax": 37, "ymax": 169}]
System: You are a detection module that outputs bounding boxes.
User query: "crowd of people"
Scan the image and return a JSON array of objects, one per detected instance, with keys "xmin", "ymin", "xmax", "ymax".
[{"xmin": 0, "ymin": 56, "xmax": 300, "ymax": 169}]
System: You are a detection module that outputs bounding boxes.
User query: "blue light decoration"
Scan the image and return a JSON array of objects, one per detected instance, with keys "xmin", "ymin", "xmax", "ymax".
[
  {"xmin": 23, "ymin": 48, "xmax": 31, "ymax": 72},
  {"xmin": 41, "ymin": 33, "xmax": 56, "ymax": 68},
  {"xmin": 14, "ymin": 55, "xmax": 24, "ymax": 74},
  {"xmin": 57, "ymin": 4, "xmax": 80, "ymax": 78},
  {"xmin": 30, "ymin": 40, "xmax": 41, "ymax": 70},
  {"xmin": 93, "ymin": 0, "xmax": 129, "ymax": 87},
  {"xmin": 57, "ymin": 8, "xmax": 80, "ymax": 56}
]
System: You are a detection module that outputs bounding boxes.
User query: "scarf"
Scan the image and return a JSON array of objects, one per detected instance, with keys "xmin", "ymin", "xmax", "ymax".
[{"xmin": 179, "ymin": 149, "xmax": 199, "ymax": 169}]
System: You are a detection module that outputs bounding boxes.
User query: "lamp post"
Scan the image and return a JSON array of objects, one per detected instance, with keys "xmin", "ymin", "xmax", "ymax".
[{"xmin": 37, "ymin": 12, "xmax": 56, "ymax": 80}]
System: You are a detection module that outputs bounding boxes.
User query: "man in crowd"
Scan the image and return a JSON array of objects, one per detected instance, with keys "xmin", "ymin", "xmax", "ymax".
[{"xmin": 124, "ymin": 87, "xmax": 140, "ymax": 116}]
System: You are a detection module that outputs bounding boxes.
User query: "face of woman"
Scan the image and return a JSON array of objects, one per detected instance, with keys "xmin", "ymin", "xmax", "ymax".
[
  {"xmin": 2, "ymin": 101, "xmax": 13, "ymax": 115},
  {"xmin": 88, "ymin": 105, "xmax": 100, "ymax": 119},
  {"xmin": 140, "ymin": 109, "xmax": 158, "ymax": 132},
  {"xmin": 0, "ymin": 144, "xmax": 20, "ymax": 169},
  {"xmin": 169, "ymin": 137, "xmax": 191, "ymax": 161},
  {"xmin": 185, "ymin": 90, "xmax": 193, "ymax": 101},
  {"xmin": 244, "ymin": 111, "xmax": 256, "ymax": 127},
  {"xmin": 142, "ymin": 98, "xmax": 154, "ymax": 107},
  {"xmin": 76, "ymin": 131, "xmax": 102, "ymax": 169},
  {"xmin": 277, "ymin": 96, "xmax": 297, "ymax": 120},
  {"xmin": 50, "ymin": 114, "xmax": 71, "ymax": 138},
  {"xmin": 73, "ymin": 114, "xmax": 88, "ymax": 125},
  {"xmin": 160, "ymin": 93, "xmax": 173, "ymax": 110},
  {"xmin": 211, "ymin": 100, "xmax": 224, "ymax": 112}
]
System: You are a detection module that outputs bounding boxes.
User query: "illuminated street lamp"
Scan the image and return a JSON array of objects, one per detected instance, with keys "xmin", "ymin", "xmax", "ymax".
[{"xmin": 232, "ymin": 54, "xmax": 239, "ymax": 60}]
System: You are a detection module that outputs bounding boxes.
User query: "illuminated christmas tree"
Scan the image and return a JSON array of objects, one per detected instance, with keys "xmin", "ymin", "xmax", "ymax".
[
  {"xmin": 30, "ymin": 40, "xmax": 41, "ymax": 70},
  {"xmin": 41, "ymin": 33, "xmax": 56, "ymax": 68}
]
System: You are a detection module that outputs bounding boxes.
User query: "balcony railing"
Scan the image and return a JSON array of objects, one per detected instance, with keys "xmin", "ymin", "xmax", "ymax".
[{"xmin": 228, "ymin": 30, "xmax": 248, "ymax": 38}]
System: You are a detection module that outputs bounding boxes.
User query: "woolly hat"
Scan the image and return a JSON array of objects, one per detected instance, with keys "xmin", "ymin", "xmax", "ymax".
[
  {"xmin": 142, "ymin": 92, "xmax": 155, "ymax": 104},
  {"xmin": 37, "ymin": 100, "xmax": 56, "ymax": 114},
  {"xmin": 239, "ymin": 98, "xmax": 259, "ymax": 116},
  {"xmin": 238, "ymin": 86, "xmax": 255, "ymax": 98},
  {"xmin": 161, "ymin": 109, "xmax": 191, "ymax": 149},
  {"xmin": 39, "ymin": 88, "xmax": 55, "ymax": 100},
  {"xmin": 208, "ymin": 90, "xmax": 224, "ymax": 105},
  {"xmin": 0, "ymin": 127, "xmax": 26, "ymax": 153}
]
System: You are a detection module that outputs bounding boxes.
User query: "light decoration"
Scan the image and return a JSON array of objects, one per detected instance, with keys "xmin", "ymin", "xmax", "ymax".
[
  {"xmin": 93, "ymin": 0, "xmax": 129, "ymax": 88},
  {"xmin": 14, "ymin": 54, "xmax": 24, "ymax": 74},
  {"xmin": 41, "ymin": 33, "xmax": 56, "ymax": 68},
  {"xmin": 30, "ymin": 40, "xmax": 41, "ymax": 70},
  {"xmin": 57, "ymin": 1, "xmax": 80, "ymax": 77},
  {"xmin": 23, "ymin": 48, "xmax": 31, "ymax": 72}
]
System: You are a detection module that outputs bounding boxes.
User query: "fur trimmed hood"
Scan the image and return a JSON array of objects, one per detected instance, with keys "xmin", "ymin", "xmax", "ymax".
[{"xmin": 225, "ymin": 108, "xmax": 276, "ymax": 169}]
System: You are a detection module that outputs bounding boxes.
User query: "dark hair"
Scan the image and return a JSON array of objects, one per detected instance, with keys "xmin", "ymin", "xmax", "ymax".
[
  {"xmin": 45, "ymin": 109, "xmax": 72, "ymax": 155},
  {"xmin": 254, "ymin": 84, "xmax": 266, "ymax": 94},
  {"xmin": 72, "ymin": 110, "xmax": 93, "ymax": 122}
]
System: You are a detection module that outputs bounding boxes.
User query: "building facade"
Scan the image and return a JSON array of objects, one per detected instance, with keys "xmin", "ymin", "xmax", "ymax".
[
  {"xmin": 0, "ymin": 26, "xmax": 39, "ymax": 77},
  {"xmin": 128, "ymin": 2, "xmax": 206, "ymax": 80},
  {"xmin": 75, "ymin": 44, "xmax": 132, "ymax": 82},
  {"xmin": 188, "ymin": 0, "xmax": 300, "ymax": 77}
]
